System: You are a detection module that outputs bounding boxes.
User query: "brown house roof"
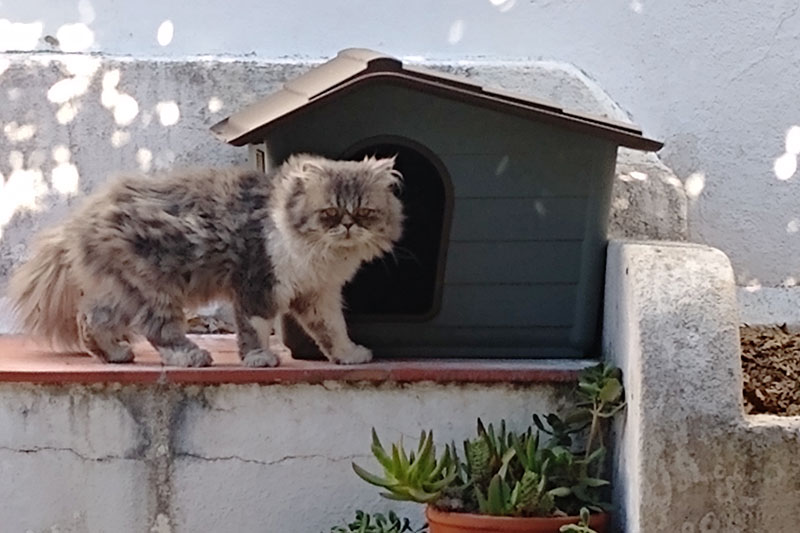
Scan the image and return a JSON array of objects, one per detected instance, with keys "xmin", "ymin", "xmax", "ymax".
[{"xmin": 211, "ymin": 48, "xmax": 662, "ymax": 151}]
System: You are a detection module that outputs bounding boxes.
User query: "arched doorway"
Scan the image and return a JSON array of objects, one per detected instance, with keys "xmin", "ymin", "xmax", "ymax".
[{"xmin": 343, "ymin": 137, "xmax": 453, "ymax": 321}]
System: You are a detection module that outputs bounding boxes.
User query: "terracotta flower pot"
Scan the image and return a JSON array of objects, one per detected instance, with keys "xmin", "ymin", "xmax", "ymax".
[{"xmin": 425, "ymin": 506, "xmax": 609, "ymax": 533}]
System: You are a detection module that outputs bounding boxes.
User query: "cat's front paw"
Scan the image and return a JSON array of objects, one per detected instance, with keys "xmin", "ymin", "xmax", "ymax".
[
  {"xmin": 333, "ymin": 344, "xmax": 373, "ymax": 365},
  {"xmin": 242, "ymin": 348, "xmax": 280, "ymax": 368}
]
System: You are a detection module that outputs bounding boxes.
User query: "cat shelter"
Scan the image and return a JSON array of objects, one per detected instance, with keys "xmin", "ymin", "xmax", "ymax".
[{"xmin": 211, "ymin": 48, "xmax": 662, "ymax": 359}]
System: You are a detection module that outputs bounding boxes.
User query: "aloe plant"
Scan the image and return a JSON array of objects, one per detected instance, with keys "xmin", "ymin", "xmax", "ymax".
[{"xmin": 352, "ymin": 429, "xmax": 458, "ymax": 503}]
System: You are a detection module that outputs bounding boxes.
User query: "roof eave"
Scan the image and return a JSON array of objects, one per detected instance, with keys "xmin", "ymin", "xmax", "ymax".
[{"xmin": 215, "ymin": 73, "xmax": 663, "ymax": 151}]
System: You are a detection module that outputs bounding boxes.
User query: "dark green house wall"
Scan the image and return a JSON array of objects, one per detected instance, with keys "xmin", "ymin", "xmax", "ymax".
[{"xmin": 260, "ymin": 82, "xmax": 618, "ymax": 358}]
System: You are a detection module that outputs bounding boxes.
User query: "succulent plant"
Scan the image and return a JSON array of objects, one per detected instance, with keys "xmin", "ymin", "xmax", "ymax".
[
  {"xmin": 559, "ymin": 507, "xmax": 599, "ymax": 533},
  {"xmin": 328, "ymin": 510, "xmax": 426, "ymax": 533},
  {"xmin": 352, "ymin": 429, "xmax": 458, "ymax": 503},
  {"xmin": 352, "ymin": 363, "xmax": 625, "ymax": 522}
]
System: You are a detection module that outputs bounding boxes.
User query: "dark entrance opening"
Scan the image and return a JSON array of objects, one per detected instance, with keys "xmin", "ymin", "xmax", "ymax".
[{"xmin": 343, "ymin": 139, "xmax": 451, "ymax": 321}]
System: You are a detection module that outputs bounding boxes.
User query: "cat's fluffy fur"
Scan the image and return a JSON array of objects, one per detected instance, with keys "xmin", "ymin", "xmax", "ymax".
[{"xmin": 8, "ymin": 154, "xmax": 403, "ymax": 367}]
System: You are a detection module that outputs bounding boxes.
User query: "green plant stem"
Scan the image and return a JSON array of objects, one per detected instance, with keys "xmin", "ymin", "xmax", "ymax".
[{"xmin": 584, "ymin": 402, "xmax": 601, "ymax": 461}]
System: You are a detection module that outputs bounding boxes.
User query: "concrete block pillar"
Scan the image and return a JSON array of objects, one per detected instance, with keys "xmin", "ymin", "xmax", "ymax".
[{"xmin": 603, "ymin": 240, "xmax": 746, "ymax": 531}]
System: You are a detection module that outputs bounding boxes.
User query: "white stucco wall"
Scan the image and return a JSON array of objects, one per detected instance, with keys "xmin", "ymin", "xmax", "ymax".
[{"xmin": 2, "ymin": 0, "xmax": 799, "ymax": 291}]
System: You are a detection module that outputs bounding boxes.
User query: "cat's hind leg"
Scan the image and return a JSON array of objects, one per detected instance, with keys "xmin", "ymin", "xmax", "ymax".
[{"xmin": 140, "ymin": 303, "xmax": 212, "ymax": 367}]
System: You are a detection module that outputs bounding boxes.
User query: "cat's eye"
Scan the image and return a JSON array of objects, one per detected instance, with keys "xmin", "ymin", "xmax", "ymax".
[
  {"xmin": 320, "ymin": 207, "xmax": 341, "ymax": 218},
  {"xmin": 355, "ymin": 207, "xmax": 377, "ymax": 218}
]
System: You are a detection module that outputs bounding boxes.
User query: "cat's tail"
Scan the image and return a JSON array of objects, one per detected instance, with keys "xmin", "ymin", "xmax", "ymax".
[{"xmin": 7, "ymin": 226, "xmax": 82, "ymax": 349}]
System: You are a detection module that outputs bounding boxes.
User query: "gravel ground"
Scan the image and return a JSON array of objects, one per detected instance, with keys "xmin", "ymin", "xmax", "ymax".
[{"xmin": 741, "ymin": 325, "xmax": 800, "ymax": 416}]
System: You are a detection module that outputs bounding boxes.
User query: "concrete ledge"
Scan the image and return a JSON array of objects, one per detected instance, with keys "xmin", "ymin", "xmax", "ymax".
[
  {"xmin": 604, "ymin": 239, "xmax": 800, "ymax": 532},
  {"xmin": 0, "ymin": 335, "xmax": 590, "ymax": 384}
]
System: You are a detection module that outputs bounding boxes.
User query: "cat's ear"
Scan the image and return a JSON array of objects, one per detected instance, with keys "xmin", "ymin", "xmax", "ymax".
[
  {"xmin": 284, "ymin": 154, "xmax": 325, "ymax": 181},
  {"xmin": 379, "ymin": 158, "xmax": 403, "ymax": 197},
  {"xmin": 363, "ymin": 154, "xmax": 397, "ymax": 175}
]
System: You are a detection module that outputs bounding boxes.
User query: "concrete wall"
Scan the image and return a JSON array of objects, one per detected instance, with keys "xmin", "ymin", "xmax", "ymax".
[
  {"xmin": 0, "ymin": 381, "xmax": 572, "ymax": 532},
  {"xmin": 2, "ymin": 0, "xmax": 798, "ymax": 293},
  {"xmin": 605, "ymin": 240, "xmax": 800, "ymax": 532}
]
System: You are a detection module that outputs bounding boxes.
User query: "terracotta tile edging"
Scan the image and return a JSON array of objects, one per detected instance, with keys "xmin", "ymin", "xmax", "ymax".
[{"xmin": 0, "ymin": 335, "xmax": 591, "ymax": 385}]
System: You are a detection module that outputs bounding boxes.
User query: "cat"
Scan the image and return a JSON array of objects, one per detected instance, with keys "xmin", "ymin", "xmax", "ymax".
[{"xmin": 7, "ymin": 154, "xmax": 404, "ymax": 367}]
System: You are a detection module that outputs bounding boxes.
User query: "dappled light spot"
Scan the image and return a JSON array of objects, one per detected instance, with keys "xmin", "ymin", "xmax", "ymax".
[
  {"xmin": 785, "ymin": 126, "xmax": 800, "ymax": 155},
  {"xmin": 62, "ymin": 55, "xmax": 100, "ymax": 77},
  {"xmin": 774, "ymin": 126, "xmax": 800, "ymax": 180},
  {"xmin": 52, "ymin": 145, "xmax": 71, "ymax": 164},
  {"xmin": 101, "ymin": 70, "xmax": 121, "ymax": 108},
  {"xmin": 56, "ymin": 101, "xmax": 80, "ymax": 124},
  {"xmin": 489, "ymin": 0, "xmax": 516, "ymax": 12},
  {"xmin": 684, "ymin": 172, "xmax": 705, "ymax": 198},
  {"xmin": 0, "ymin": 151, "xmax": 47, "ymax": 236},
  {"xmin": 156, "ymin": 101, "xmax": 180, "ymax": 126},
  {"xmin": 113, "ymin": 94, "xmax": 139, "ymax": 126},
  {"xmin": 47, "ymin": 76, "xmax": 91, "ymax": 104},
  {"xmin": 208, "ymin": 97, "xmax": 223, "ymax": 113},
  {"xmin": 630, "ymin": 0, "xmax": 643, "ymax": 13},
  {"xmin": 784, "ymin": 277, "xmax": 798, "ymax": 287},
  {"xmin": 102, "ymin": 69, "xmax": 121, "ymax": 92},
  {"xmin": 157, "ymin": 20, "xmax": 174, "ymax": 46},
  {"xmin": 111, "ymin": 130, "xmax": 131, "ymax": 147},
  {"xmin": 774, "ymin": 153, "xmax": 797, "ymax": 181},
  {"xmin": 7, "ymin": 88, "xmax": 21, "ymax": 101},
  {"xmin": 3, "ymin": 122, "xmax": 36, "ymax": 143},
  {"xmin": 620, "ymin": 170, "xmax": 648, "ymax": 182},
  {"xmin": 447, "ymin": 20, "xmax": 465, "ymax": 44},
  {"xmin": 0, "ymin": 57, "xmax": 9, "ymax": 77},
  {"xmin": 534, "ymin": 200, "xmax": 546, "ymax": 216},
  {"xmin": 47, "ymin": 56, "xmax": 98, "ymax": 125},
  {"xmin": 495, "ymin": 155, "xmax": 509, "ymax": 175},
  {"xmin": 78, "ymin": 0, "xmax": 97, "ymax": 24},
  {"xmin": 100, "ymin": 69, "xmax": 140, "ymax": 125},
  {"xmin": 744, "ymin": 278, "xmax": 762, "ymax": 293},
  {"xmin": 0, "ymin": 19, "xmax": 43, "ymax": 51},
  {"xmin": 629, "ymin": 171, "xmax": 647, "ymax": 181},
  {"xmin": 786, "ymin": 219, "xmax": 800, "ymax": 233},
  {"xmin": 136, "ymin": 148, "xmax": 153, "ymax": 172},
  {"xmin": 52, "ymin": 162, "xmax": 80, "ymax": 196},
  {"xmin": 56, "ymin": 23, "xmax": 94, "ymax": 52}
]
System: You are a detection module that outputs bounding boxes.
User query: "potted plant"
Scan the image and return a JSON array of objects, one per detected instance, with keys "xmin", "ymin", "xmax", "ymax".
[{"xmin": 352, "ymin": 363, "xmax": 625, "ymax": 533}]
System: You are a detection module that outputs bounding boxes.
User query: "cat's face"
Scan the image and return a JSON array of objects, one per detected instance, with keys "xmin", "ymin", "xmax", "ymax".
[{"xmin": 279, "ymin": 155, "xmax": 404, "ymax": 256}]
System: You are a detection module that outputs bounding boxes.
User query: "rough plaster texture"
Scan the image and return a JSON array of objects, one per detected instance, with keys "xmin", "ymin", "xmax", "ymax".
[
  {"xmin": 3, "ymin": 0, "xmax": 799, "ymax": 289},
  {"xmin": 0, "ymin": 53, "xmax": 685, "ymax": 329},
  {"xmin": 604, "ymin": 240, "xmax": 800, "ymax": 532},
  {"xmin": 737, "ymin": 286, "xmax": 800, "ymax": 329},
  {"xmin": 0, "ymin": 382, "xmax": 572, "ymax": 533}
]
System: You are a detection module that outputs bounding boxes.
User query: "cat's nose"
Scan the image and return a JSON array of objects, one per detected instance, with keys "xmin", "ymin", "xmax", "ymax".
[{"xmin": 342, "ymin": 221, "xmax": 354, "ymax": 230}]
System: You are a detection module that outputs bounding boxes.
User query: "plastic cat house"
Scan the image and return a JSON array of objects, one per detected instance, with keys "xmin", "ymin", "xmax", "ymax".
[{"xmin": 212, "ymin": 48, "xmax": 662, "ymax": 359}]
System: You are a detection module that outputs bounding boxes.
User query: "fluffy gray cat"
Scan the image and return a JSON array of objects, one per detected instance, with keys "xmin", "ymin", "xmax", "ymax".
[{"xmin": 8, "ymin": 154, "xmax": 404, "ymax": 367}]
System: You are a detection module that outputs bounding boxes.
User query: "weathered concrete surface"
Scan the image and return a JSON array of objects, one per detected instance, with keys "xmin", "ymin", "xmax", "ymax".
[
  {"xmin": 737, "ymin": 285, "xmax": 800, "ymax": 330},
  {"xmin": 0, "ymin": 53, "xmax": 684, "ymax": 295},
  {"xmin": 604, "ymin": 240, "xmax": 800, "ymax": 532},
  {"xmin": 0, "ymin": 381, "xmax": 573, "ymax": 532}
]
